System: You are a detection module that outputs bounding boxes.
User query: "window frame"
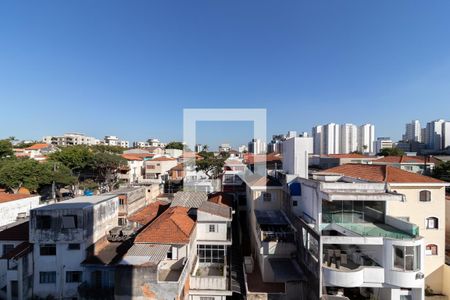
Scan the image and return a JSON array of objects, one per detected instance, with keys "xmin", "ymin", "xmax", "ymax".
[
  {"xmin": 419, "ymin": 190, "xmax": 431, "ymax": 202},
  {"xmin": 426, "ymin": 244, "xmax": 438, "ymax": 256},
  {"xmin": 262, "ymin": 192, "xmax": 271, "ymax": 202},
  {"xmin": 40, "ymin": 244, "xmax": 56, "ymax": 256},
  {"xmin": 426, "ymin": 217, "xmax": 439, "ymax": 229},
  {"xmin": 39, "ymin": 271, "xmax": 56, "ymax": 284},
  {"xmin": 66, "ymin": 271, "xmax": 82, "ymax": 283},
  {"xmin": 209, "ymin": 224, "xmax": 216, "ymax": 233}
]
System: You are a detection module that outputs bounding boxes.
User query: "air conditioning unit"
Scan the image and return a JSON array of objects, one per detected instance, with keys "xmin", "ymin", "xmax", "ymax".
[{"xmin": 416, "ymin": 272, "xmax": 425, "ymax": 279}]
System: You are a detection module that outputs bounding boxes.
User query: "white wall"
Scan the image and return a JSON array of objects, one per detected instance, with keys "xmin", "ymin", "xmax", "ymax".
[
  {"xmin": 282, "ymin": 137, "xmax": 312, "ymax": 178},
  {"xmin": 0, "ymin": 195, "xmax": 40, "ymax": 227}
]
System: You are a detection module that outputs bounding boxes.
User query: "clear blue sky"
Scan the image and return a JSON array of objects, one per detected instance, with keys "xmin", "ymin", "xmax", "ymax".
[{"xmin": 1, "ymin": 0, "xmax": 450, "ymax": 148}]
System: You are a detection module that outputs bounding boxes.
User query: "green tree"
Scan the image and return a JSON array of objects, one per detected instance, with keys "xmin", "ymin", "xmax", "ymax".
[
  {"xmin": 0, "ymin": 139, "xmax": 14, "ymax": 159},
  {"xmin": 92, "ymin": 152, "xmax": 127, "ymax": 190},
  {"xmin": 196, "ymin": 151, "xmax": 228, "ymax": 179},
  {"xmin": 37, "ymin": 161, "xmax": 77, "ymax": 199},
  {"xmin": 378, "ymin": 148, "xmax": 405, "ymax": 156},
  {"xmin": 432, "ymin": 161, "xmax": 450, "ymax": 182},
  {"xmin": 165, "ymin": 141, "xmax": 184, "ymax": 150},
  {"xmin": 0, "ymin": 158, "xmax": 42, "ymax": 193},
  {"xmin": 49, "ymin": 146, "xmax": 94, "ymax": 176},
  {"xmin": 91, "ymin": 144, "xmax": 125, "ymax": 154}
]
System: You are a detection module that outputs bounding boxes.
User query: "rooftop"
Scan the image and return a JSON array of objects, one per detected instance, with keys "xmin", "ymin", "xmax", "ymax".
[
  {"xmin": 1, "ymin": 242, "xmax": 32, "ymax": 260},
  {"xmin": 120, "ymin": 244, "xmax": 171, "ymax": 265},
  {"xmin": 324, "ymin": 164, "xmax": 445, "ymax": 184},
  {"xmin": 83, "ymin": 240, "xmax": 132, "ymax": 266},
  {"xmin": 208, "ymin": 192, "xmax": 233, "ymax": 207},
  {"xmin": 373, "ymin": 155, "xmax": 438, "ymax": 164},
  {"xmin": 246, "ymin": 175, "xmax": 282, "ymax": 187},
  {"xmin": 25, "ymin": 143, "xmax": 50, "ymax": 150},
  {"xmin": 198, "ymin": 201, "xmax": 232, "ymax": 219},
  {"xmin": 127, "ymin": 201, "xmax": 170, "ymax": 226},
  {"xmin": 323, "ymin": 153, "xmax": 371, "ymax": 159},
  {"xmin": 0, "ymin": 192, "xmax": 38, "ymax": 204},
  {"xmin": 150, "ymin": 156, "xmax": 177, "ymax": 162},
  {"xmin": 170, "ymin": 191, "xmax": 208, "ymax": 208},
  {"xmin": 134, "ymin": 206, "xmax": 195, "ymax": 244},
  {"xmin": 33, "ymin": 194, "xmax": 118, "ymax": 210}
]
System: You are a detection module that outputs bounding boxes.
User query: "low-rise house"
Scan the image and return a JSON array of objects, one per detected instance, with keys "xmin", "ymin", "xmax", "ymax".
[
  {"xmin": 371, "ymin": 155, "xmax": 437, "ymax": 174},
  {"xmin": 164, "ymin": 148, "xmax": 183, "ymax": 158},
  {"xmin": 145, "ymin": 157, "xmax": 178, "ymax": 182},
  {"xmin": 29, "ymin": 195, "xmax": 119, "ymax": 299},
  {"xmin": 115, "ymin": 206, "xmax": 196, "ymax": 300},
  {"xmin": 309, "ymin": 153, "xmax": 379, "ymax": 169},
  {"xmin": 0, "ymin": 221, "xmax": 32, "ymax": 300},
  {"xmin": 23, "ymin": 143, "xmax": 57, "ymax": 159},
  {"xmin": 109, "ymin": 187, "xmax": 147, "ymax": 226},
  {"xmin": 0, "ymin": 193, "xmax": 41, "ymax": 228}
]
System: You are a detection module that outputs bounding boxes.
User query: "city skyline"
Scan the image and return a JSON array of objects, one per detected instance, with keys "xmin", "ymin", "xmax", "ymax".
[{"xmin": 1, "ymin": 1, "xmax": 450, "ymax": 145}]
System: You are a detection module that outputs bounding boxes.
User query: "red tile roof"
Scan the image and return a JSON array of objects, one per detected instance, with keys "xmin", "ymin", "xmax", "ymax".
[
  {"xmin": 134, "ymin": 207, "xmax": 195, "ymax": 244},
  {"xmin": 128, "ymin": 201, "xmax": 170, "ymax": 226},
  {"xmin": 324, "ymin": 164, "xmax": 445, "ymax": 184},
  {"xmin": 244, "ymin": 153, "xmax": 282, "ymax": 164},
  {"xmin": 373, "ymin": 155, "xmax": 438, "ymax": 164},
  {"xmin": 25, "ymin": 143, "xmax": 50, "ymax": 150},
  {"xmin": 0, "ymin": 221, "xmax": 29, "ymax": 241},
  {"xmin": 121, "ymin": 153, "xmax": 154, "ymax": 161},
  {"xmin": 150, "ymin": 157, "xmax": 177, "ymax": 162},
  {"xmin": 0, "ymin": 192, "xmax": 34, "ymax": 204},
  {"xmin": 325, "ymin": 153, "xmax": 370, "ymax": 159}
]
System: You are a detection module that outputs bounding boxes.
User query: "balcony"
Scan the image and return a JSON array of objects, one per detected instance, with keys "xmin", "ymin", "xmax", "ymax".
[
  {"xmin": 322, "ymin": 249, "xmax": 384, "ymax": 287},
  {"xmin": 190, "ymin": 257, "xmax": 228, "ymax": 291}
]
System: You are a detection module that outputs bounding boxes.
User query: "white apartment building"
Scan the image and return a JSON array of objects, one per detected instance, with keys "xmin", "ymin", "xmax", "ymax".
[
  {"xmin": 103, "ymin": 136, "xmax": 129, "ymax": 148},
  {"xmin": 442, "ymin": 121, "xmax": 450, "ymax": 149},
  {"xmin": 218, "ymin": 143, "xmax": 231, "ymax": 152},
  {"xmin": 404, "ymin": 120, "xmax": 422, "ymax": 142},
  {"xmin": 0, "ymin": 193, "xmax": 41, "ymax": 227},
  {"xmin": 29, "ymin": 195, "xmax": 119, "ymax": 299},
  {"xmin": 248, "ymin": 139, "xmax": 266, "ymax": 155},
  {"xmin": 374, "ymin": 137, "xmax": 394, "ymax": 154},
  {"xmin": 42, "ymin": 133, "xmax": 101, "ymax": 146},
  {"xmin": 358, "ymin": 123, "xmax": 375, "ymax": 154},
  {"xmin": 287, "ymin": 170, "xmax": 427, "ymax": 299},
  {"xmin": 425, "ymin": 119, "xmax": 445, "ymax": 151},
  {"xmin": 282, "ymin": 136, "xmax": 313, "ymax": 179},
  {"xmin": 323, "ymin": 123, "xmax": 341, "ymax": 154},
  {"xmin": 340, "ymin": 124, "xmax": 358, "ymax": 154}
]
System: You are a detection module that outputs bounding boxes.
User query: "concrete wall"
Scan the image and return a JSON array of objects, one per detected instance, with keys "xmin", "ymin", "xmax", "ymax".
[
  {"xmin": 387, "ymin": 185, "xmax": 446, "ymax": 293},
  {"xmin": 282, "ymin": 137, "xmax": 312, "ymax": 178},
  {"xmin": 0, "ymin": 195, "xmax": 40, "ymax": 227}
]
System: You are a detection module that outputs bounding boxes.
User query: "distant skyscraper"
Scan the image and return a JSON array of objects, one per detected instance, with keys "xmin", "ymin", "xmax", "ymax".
[
  {"xmin": 404, "ymin": 120, "xmax": 422, "ymax": 142},
  {"xmin": 248, "ymin": 138, "xmax": 266, "ymax": 154},
  {"xmin": 312, "ymin": 125, "xmax": 323, "ymax": 155},
  {"xmin": 340, "ymin": 124, "xmax": 358, "ymax": 154},
  {"xmin": 425, "ymin": 119, "xmax": 445, "ymax": 150},
  {"xmin": 442, "ymin": 121, "xmax": 450, "ymax": 149},
  {"xmin": 195, "ymin": 144, "xmax": 203, "ymax": 152},
  {"xmin": 323, "ymin": 123, "xmax": 340, "ymax": 154},
  {"xmin": 374, "ymin": 137, "xmax": 393, "ymax": 154},
  {"xmin": 358, "ymin": 124, "xmax": 375, "ymax": 154}
]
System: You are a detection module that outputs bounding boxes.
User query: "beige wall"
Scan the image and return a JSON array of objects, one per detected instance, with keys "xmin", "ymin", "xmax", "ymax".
[{"xmin": 387, "ymin": 185, "xmax": 446, "ymax": 293}]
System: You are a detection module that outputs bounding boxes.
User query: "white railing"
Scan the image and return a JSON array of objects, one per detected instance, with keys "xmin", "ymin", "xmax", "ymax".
[{"xmin": 190, "ymin": 276, "xmax": 227, "ymax": 290}]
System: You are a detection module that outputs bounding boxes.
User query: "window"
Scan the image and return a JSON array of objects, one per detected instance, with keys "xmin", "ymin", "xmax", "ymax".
[
  {"xmin": 200, "ymin": 298, "xmax": 214, "ymax": 300},
  {"xmin": 119, "ymin": 198, "xmax": 125, "ymax": 206},
  {"xmin": 68, "ymin": 243, "xmax": 80, "ymax": 250},
  {"xmin": 293, "ymin": 200, "xmax": 298, "ymax": 207},
  {"xmin": 419, "ymin": 190, "xmax": 431, "ymax": 202},
  {"xmin": 40, "ymin": 244, "xmax": 56, "ymax": 256},
  {"xmin": 197, "ymin": 245, "xmax": 226, "ymax": 263},
  {"xmin": 2, "ymin": 244, "xmax": 14, "ymax": 256},
  {"xmin": 66, "ymin": 271, "xmax": 82, "ymax": 283},
  {"xmin": 262, "ymin": 192, "xmax": 271, "ymax": 202},
  {"xmin": 426, "ymin": 217, "xmax": 439, "ymax": 229},
  {"xmin": 36, "ymin": 215, "xmax": 52, "ymax": 229},
  {"xmin": 40, "ymin": 272, "xmax": 56, "ymax": 283},
  {"xmin": 209, "ymin": 224, "xmax": 216, "ymax": 233},
  {"xmin": 393, "ymin": 245, "xmax": 420, "ymax": 271},
  {"xmin": 11, "ymin": 281, "xmax": 18, "ymax": 298},
  {"xmin": 62, "ymin": 215, "xmax": 77, "ymax": 229},
  {"xmin": 426, "ymin": 244, "xmax": 438, "ymax": 256}
]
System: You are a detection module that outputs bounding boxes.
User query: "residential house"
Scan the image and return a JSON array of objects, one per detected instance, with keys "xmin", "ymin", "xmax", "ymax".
[
  {"xmin": 144, "ymin": 157, "xmax": 178, "ymax": 182},
  {"xmin": 108, "ymin": 187, "xmax": 147, "ymax": 226},
  {"xmin": 0, "ymin": 193, "xmax": 41, "ymax": 228},
  {"xmin": 309, "ymin": 153, "xmax": 379, "ymax": 169},
  {"xmin": 371, "ymin": 155, "xmax": 437, "ymax": 174},
  {"xmin": 0, "ymin": 221, "xmax": 32, "ymax": 300},
  {"xmin": 29, "ymin": 195, "xmax": 119, "ymax": 298}
]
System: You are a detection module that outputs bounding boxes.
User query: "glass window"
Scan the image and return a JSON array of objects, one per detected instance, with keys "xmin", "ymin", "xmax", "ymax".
[
  {"xmin": 209, "ymin": 224, "xmax": 216, "ymax": 232},
  {"xmin": 68, "ymin": 243, "xmax": 80, "ymax": 250},
  {"xmin": 36, "ymin": 215, "xmax": 52, "ymax": 229},
  {"xmin": 393, "ymin": 245, "xmax": 420, "ymax": 271},
  {"xmin": 40, "ymin": 244, "xmax": 56, "ymax": 256},
  {"xmin": 40, "ymin": 272, "xmax": 56, "ymax": 283},
  {"xmin": 61, "ymin": 215, "xmax": 78, "ymax": 229},
  {"xmin": 426, "ymin": 244, "xmax": 438, "ymax": 256},
  {"xmin": 66, "ymin": 271, "xmax": 82, "ymax": 283},
  {"xmin": 2, "ymin": 244, "xmax": 14, "ymax": 256},
  {"xmin": 419, "ymin": 190, "xmax": 431, "ymax": 202},
  {"xmin": 426, "ymin": 217, "xmax": 438, "ymax": 229},
  {"xmin": 197, "ymin": 245, "xmax": 226, "ymax": 263},
  {"xmin": 262, "ymin": 192, "xmax": 271, "ymax": 202}
]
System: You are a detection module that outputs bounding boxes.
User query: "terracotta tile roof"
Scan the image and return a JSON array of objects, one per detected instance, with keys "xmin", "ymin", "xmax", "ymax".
[
  {"xmin": 208, "ymin": 192, "xmax": 233, "ymax": 207},
  {"xmin": 1, "ymin": 242, "xmax": 32, "ymax": 260},
  {"xmin": 150, "ymin": 156, "xmax": 177, "ymax": 162},
  {"xmin": 0, "ymin": 192, "xmax": 34, "ymax": 204},
  {"xmin": 0, "ymin": 221, "xmax": 29, "ymax": 241},
  {"xmin": 127, "ymin": 201, "xmax": 170, "ymax": 226},
  {"xmin": 373, "ymin": 155, "xmax": 436, "ymax": 164},
  {"xmin": 324, "ymin": 153, "xmax": 370, "ymax": 159},
  {"xmin": 134, "ymin": 207, "xmax": 195, "ymax": 244},
  {"xmin": 170, "ymin": 163, "xmax": 184, "ymax": 172},
  {"xmin": 324, "ymin": 164, "xmax": 445, "ymax": 184},
  {"xmin": 244, "ymin": 153, "xmax": 282, "ymax": 164},
  {"xmin": 121, "ymin": 153, "xmax": 154, "ymax": 161},
  {"xmin": 25, "ymin": 143, "xmax": 50, "ymax": 150}
]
